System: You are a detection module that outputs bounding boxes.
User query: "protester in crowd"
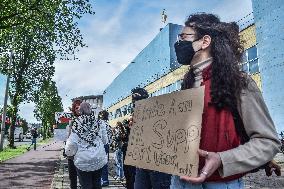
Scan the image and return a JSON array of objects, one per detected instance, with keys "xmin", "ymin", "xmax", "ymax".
[
  {"xmin": 27, "ymin": 127, "xmax": 38, "ymax": 151},
  {"xmin": 109, "ymin": 127, "xmax": 117, "ymax": 152},
  {"xmin": 131, "ymin": 87, "xmax": 172, "ymax": 189},
  {"xmin": 64, "ymin": 99, "xmax": 82, "ymax": 189},
  {"xmin": 121, "ymin": 119, "xmax": 136, "ymax": 189},
  {"xmin": 98, "ymin": 110, "xmax": 111, "ymax": 187},
  {"xmin": 114, "ymin": 121, "xmax": 125, "ymax": 180},
  {"xmin": 170, "ymin": 12, "xmax": 280, "ymax": 189},
  {"xmin": 65, "ymin": 102, "xmax": 108, "ymax": 189}
]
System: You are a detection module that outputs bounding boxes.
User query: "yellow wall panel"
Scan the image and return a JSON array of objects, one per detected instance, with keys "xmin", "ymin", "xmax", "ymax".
[
  {"xmin": 240, "ymin": 25, "xmax": 257, "ymax": 49},
  {"xmin": 250, "ymin": 73, "xmax": 262, "ymax": 91}
]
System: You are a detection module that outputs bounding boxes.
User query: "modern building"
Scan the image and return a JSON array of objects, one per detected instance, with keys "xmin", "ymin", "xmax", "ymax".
[
  {"xmin": 251, "ymin": 0, "xmax": 284, "ymax": 132},
  {"xmin": 103, "ymin": 11, "xmax": 282, "ymax": 133},
  {"xmin": 72, "ymin": 95, "xmax": 103, "ymax": 116},
  {"xmin": 103, "ymin": 23, "xmax": 183, "ymax": 126}
]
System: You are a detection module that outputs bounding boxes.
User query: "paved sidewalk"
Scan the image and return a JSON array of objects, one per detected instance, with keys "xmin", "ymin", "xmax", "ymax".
[
  {"xmin": 244, "ymin": 152, "xmax": 284, "ymax": 188},
  {"xmin": 51, "ymin": 151, "xmax": 125, "ymax": 189},
  {"xmin": 0, "ymin": 140, "xmax": 61, "ymax": 189},
  {"xmin": 51, "ymin": 149, "xmax": 284, "ymax": 189}
]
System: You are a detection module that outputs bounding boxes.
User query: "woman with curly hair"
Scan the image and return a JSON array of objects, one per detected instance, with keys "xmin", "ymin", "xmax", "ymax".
[{"xmin": 171, "ymin": 13, "xmax": 280, "ymax": 189}]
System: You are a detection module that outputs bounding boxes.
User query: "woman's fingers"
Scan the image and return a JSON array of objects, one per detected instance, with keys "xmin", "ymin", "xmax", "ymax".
[
  {"xmin": 180, "ymin": 175, "xmax": 206, "ymax": 183},
  {"xmin": 179, "ymin": 149, "xmax": 222, "ymax": 184}
]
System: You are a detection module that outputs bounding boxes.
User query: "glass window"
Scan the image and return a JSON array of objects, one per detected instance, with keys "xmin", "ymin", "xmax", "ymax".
[
  {"xmin": 122, "ymin": 105, "xmax": 127, "ymax": 116},
  {"xmin": 109, "ymin": 112, "xmax": 113, "ymax": 120},
  {"xmin": 157, "ymin": 89, "xmax": 161, "ymax": 96},
  {"xmin": 177, "ymin": 80, "xmax": 182, "ymax": 90},
  {"xmin": 249, "ymin": 59, "xmax": 259, "ymax": 73},
  {"xmin": 167, "ymin": 85, "xmax": 170, "ymax": 93},
  {"xmin": 115, "ymin": 108, "xmax": 122, "ymax": 118},
  {"xmin": 247, "ymin": 46, "xmax": 257, "ymax": 61},
  {"xmin": 241, "ymin": 63, "xmax": 248, "ymax": 73},
  {"xmin": 242, "ymin": 51, "xmax": 248, "ymax": 63},
  {"xmin": 170, "ymin": 83, "xmax": 174, "ymax": 92}
]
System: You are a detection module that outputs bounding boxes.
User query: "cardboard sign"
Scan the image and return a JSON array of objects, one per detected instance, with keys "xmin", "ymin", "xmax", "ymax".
[{"xmin": 125, "ymin": 86, "xmax": 204, "ymax": 177}]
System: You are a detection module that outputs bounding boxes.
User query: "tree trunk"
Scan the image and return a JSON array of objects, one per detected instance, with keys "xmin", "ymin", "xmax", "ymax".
[
  {"xmin": 42, "ymin": 121, "xmax": 47, "ymax": 140},
  {"xmin": 8, "ymin": 106, "xmax": 18, "ymax": 148},
  {"xmin": 47, "ymin": 123, "xmax": 51, "ymax": 138}
]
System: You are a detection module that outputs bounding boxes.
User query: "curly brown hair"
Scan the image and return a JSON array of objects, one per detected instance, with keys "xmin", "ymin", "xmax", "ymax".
[{"xmin": 181, "ymin": 13, "xmax": 247, "ymax": 111}]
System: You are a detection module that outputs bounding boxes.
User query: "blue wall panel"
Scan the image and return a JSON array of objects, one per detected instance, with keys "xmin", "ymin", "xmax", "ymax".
[
  {"xmin": 103, "ymin": 24, "xmax": 182, "ymax": 108},
  {"xmin": 252, "ymin": 0, "xmax": 284, "ymax": 132}
]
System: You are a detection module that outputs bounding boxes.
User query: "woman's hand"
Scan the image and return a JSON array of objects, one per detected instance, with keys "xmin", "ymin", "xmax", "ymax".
[{"xmin": 180, "ymin": 149, "xmax": 222, "ymax": 184}]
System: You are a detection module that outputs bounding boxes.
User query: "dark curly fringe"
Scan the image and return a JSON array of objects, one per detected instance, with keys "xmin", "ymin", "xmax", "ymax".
[{"xmin": 182, "ymin": 13, "xmax": 248, "ymax": 111}]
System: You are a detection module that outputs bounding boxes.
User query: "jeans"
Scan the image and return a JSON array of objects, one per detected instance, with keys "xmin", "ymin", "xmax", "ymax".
[
  {"xmin": 123, "ymin": 148, "xmax": 136, "ymax": 189},
  {"xmin": 101, "ymin": 144, "xmax": 109, "ymax": 184},
  {"xmin": 134, "ymin": 168, "xmax": 171, "ymax": 189},
  {"xmin": 68, "ymin": 159, "xmax": 77, "ymax": 189},
  {"xmin": 170, "ymin": 176, "xmax": 244, "ymax": 189},
  {"xmin": 76, "ymin": 168, "xmax": 102, "ymax": 189},
  {"xmin": 115, "ymin": 148, "xmax": 124, "ymax": 178},
  {"xmin": 28, "ymin": 138, "xmax": 37, "ymax": 150}
]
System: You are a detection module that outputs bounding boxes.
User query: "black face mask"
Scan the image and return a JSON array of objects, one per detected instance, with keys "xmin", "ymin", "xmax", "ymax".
[{"xmin": 174, "ymin": 39, "xmax": 201, "ymax": 65}]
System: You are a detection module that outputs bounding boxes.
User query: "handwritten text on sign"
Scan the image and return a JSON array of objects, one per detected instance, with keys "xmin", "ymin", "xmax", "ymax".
[{"xmin": 125, "ymin": 86, "xmax": 204, "ymax": 177}]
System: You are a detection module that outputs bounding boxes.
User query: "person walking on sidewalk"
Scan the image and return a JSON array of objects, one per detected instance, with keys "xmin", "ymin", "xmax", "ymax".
[
  {"xmin": 65, "ymin": 102, "xmax": 109, "ymax": 189},
  {"xmin": 27, "ymin": 128, "xmax": 38, "ymax": 151},
  {"xmin": 170, "ymin": 12, "xmax": 280, "ymax": 189}
]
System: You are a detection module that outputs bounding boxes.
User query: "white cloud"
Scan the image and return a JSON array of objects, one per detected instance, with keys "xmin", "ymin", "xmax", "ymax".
[{"xmin": 18, "ymin": 102, "xmax": 38, "ymax": 123}]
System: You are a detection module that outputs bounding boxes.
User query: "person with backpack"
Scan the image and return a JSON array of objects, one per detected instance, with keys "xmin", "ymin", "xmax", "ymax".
[{"xmin": 170, "ymin": 13, "xmax": 280, "ymax": 189}]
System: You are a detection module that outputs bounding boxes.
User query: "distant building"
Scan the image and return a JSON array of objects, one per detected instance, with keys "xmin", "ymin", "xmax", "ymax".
[{"xmin": 72, "ymin": 95, "xmax": 103, "ymax": 117}]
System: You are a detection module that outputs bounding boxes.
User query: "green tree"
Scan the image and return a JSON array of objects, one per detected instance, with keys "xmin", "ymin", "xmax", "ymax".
[
  {"xmin": 34, "ymin": 80, "xmax": 63, "ymax": 139},
  {"xmin": 0, "ymin": 0, "xmax": 94, "ymax": 147},
  {"xmin": 20, "ymin": 118, "xmax": 28, "ymax": 134}
]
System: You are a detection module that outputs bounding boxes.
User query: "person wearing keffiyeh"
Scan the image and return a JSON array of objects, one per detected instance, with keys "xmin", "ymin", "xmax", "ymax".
[{"xmin": 65, "ymin": 102, "xmax": 108, "ymax": 189}]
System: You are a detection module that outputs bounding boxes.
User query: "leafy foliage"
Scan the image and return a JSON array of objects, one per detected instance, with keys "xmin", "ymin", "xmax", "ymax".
[
  {"xmin": 34, "ymin": 80, "xmax": 63, "ymax": 139},
  {"xmin": 0, "ymin": 0, "xmax": 94, "ymax": 146}
]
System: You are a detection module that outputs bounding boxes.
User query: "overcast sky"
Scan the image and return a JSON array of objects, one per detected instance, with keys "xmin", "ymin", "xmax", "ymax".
[{"xmin": 17, "ymin": 0, "xmax": 253, "ymax": 123}]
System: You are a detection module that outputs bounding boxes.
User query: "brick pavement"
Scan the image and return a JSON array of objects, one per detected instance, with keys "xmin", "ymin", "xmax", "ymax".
[
  {"xmin": 52, "ymin": 151, "xmax": 284, "ymax": 189},
  {"xmin": 0, "ymin": 140, "xmax": 61, "ymax": 189},
  {"xmin": 51, "ymin": 151, "xmax": 125, "ymax": 189}
]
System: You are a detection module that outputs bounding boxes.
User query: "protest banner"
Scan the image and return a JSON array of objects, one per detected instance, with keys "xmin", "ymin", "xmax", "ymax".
[{"xmin": 125, "ymin": 86, "xmax": 204, "ymax": 177}]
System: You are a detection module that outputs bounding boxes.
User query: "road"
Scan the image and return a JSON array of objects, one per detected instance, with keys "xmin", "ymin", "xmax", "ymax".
[{"xmin": 3, "ymin": 136, "xmax": 35, "ymax": 148}]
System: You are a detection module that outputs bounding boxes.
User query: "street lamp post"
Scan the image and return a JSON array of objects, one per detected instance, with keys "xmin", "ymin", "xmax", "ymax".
[{"xmin": 0, "ymin": 49, "xmax": 13, "ymax": 151}]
